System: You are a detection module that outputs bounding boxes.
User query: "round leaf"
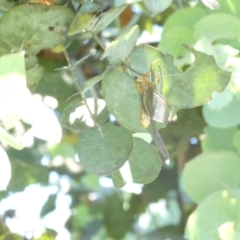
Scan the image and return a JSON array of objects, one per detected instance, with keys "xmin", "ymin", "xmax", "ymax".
[
  {"xmin": 185, "ymin": 190, "xmax": 240, "ymax": 240},
  {"xmin": 182, "ymin": 151, "xmax": 240, "ymax": 203},
  {"xmin": 77, "ymin": 123, "xmax": 133, "ymax": 175},
  {"xmin": 201, "ymin": 126, "xmax": 237, "ymax": 153},
  {"xmin": 203, "ymin": 95, "xmax": 240, "ymax": 128},
  {"xmin": 195, "ymin": 13, "xmax": 240, "ymax": 42}
]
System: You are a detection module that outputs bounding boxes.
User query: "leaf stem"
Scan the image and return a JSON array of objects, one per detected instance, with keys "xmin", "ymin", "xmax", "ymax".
[{"xmin": 91, "ymin": 31, "xmax": 106, "ymax": 50}]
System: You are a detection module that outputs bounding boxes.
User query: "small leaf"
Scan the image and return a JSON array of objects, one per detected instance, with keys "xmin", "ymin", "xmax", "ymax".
[
  {"xmin": 0, "ymin": 145, "xmax": 11, "ymax": 191},
  {"xmin": 101, "ymin": 25, "xmax": 140, "ymax": 64},
  {"xmin": 182, "ymin": 151, "xmax": 240, "ymax": 203},
  {"xmin": 68, "ymin": 4, "xmax": 127, "ymax": 39},
  {"xmin": 77, "ymin": 123, "xmax": 133, "ymax": 175},
  {"xmin": 112, "ymin": 138, "xmax": 161, "ymax": 185},
  {"xmin": 92, "ymin": 5, "xmax": 127, "ymax": 32},
  {"xmin": 163, "ymin": 6, "xmax": 207, "ymax": 33},
  {"xmin": 143, "ymin": 0, "xmax": 172, "ymax": 14},
  {"xmin": 158, "ymin": 27, "xmax": 196, "ymax": 57},
  {"xmin": 195, "ymin": 13, "xmax": 240, "ymax": 43},
  {"xmin": 26, "ymin": 65, "xmax": 44, "ymax": 90},
  {"xmin": 203, "ymin": 95, "xmax": 240, "ymax": 128},
  {"xmin": 68, "ymin": 2, "xmax": 102, "ymax": 36},
  {"xmin": 60, "ymin": 98, "xmax": 109, "ymax": 132}
]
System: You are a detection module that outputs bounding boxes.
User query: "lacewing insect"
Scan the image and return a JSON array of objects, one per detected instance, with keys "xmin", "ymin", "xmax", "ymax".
[
  {"xmin": 127, "ymin": 64, "xmax": 171, "ymax": 162},
  {"xmin": 129, "ymin": 66, "xmax": 171, "ymax": 128}
]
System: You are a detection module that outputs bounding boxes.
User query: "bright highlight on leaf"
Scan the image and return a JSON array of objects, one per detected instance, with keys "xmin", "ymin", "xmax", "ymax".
[
  {"xmin": 61, "ymin": 98, "xmax": 109, "ymax": 132},
  {"xmin": 112, "ymin": 138, "xmax": 161, "ymax": 187}
]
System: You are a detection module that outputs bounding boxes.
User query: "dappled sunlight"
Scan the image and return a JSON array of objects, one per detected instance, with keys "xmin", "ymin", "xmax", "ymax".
[
  {"xmin": 119, "ymin": 161, "xmax": 133, "ymax": 183},
  {"xmin": 0, "ymin": 72, "xmax": 32, "ymax": 129},
  {"xmin": 22, "ymin": 94, "xmax": 62, "ymax": 143},
  {"xmin": 218, "ymin": 222, "xmax": 235, "ymax": 240},
  {"xmin": 137, "ymin": 198, "xmax": 181, "ymax": 232}
]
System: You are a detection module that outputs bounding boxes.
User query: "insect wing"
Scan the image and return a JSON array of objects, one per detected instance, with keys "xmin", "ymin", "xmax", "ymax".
[{"xmin": 152, "ymin": 92, "xmax": 170, "ymax": 123}]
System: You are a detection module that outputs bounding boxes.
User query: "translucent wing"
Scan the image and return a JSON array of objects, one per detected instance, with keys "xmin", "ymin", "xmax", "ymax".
[{"xmin": 152, "ymin": 92, "xmax": 171, "ymax": 123}]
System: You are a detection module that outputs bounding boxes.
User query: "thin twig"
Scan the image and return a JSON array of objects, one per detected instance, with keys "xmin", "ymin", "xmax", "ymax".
[{"xmin": 63, "ymin": 48, "xmax": 100, "ymax": 128}]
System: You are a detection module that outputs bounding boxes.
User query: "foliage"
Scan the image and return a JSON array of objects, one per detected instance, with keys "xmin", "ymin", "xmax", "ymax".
[{"xmin": 0, "ymin": 0, "xmax": 239, "ymax": 239}]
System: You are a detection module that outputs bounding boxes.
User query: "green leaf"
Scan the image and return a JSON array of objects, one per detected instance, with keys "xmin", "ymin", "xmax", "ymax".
[
  {"xmin": 160, "ymin": 45, "xmax": 231, "ymax": 109},
  {"xmin": 25, "ymin": 54, "xmax": 38, "ymax": 70},
  {"xmin": 112, "ymin": 137, "xmax": 161, "ymax": 186},
  {"xmin": 203, "ymin": 95, "xmax": 240, "ymax": 128},
  {"xmin": 0, "ymin": 0, "xmax": 16, "ymax": 12},
  {"xmin": 232, "ymin": 130, "xmax": 240, "ymax": 155},
  {"xmin": 201, "ymin": 126, "xmax": 237, "ymax": 153},
  {"xmin": 103, "ymin": 45, "xmax": 230, "ymax": 133},
  {"xmin": 0, "ymin": 127, "xmax": 24, "ymax": 150},
  {"xmin": 162, "ymin": 5, "xmax": 207, "ymax": 33},
  {"xmin": 194, "ymin": 13, "xmax": 240, "ymax": 42},
  {"xmin": 26, "ymin": 65, "xmax": 44, "ymax": 90},
  {"xmin": 143, "ymin": 0, "xmax": 172, "ymax": 14},
  {"xmin": 0, "ymin": 5, "xmax": 74, "ymax": 54},
  {"xmin": 77, "ymin": 123, "xmax": 133, "ymax": 175},
  {"xmin": 68, "ymin": 4, "xmax": 127, "ymax": 38},
  {"xmin": 185, "ymin": 190, "xmax": 240, "ymax": 240},
  {"xmin": 158, "ymin": 27, "xmax": 196, "ymax": 57},
  {"xmin": 215, "ymin": 0, "xmax": 240, "ymax": 18},
  {"xmin": 83, "ymin": 71, "xmax": 106, "ymax": 93},
  {"xmin": 60, "ymin": 98, "xmax": 109, "ymax": 132},
  {"xmin": 182, "ymin": 151, "xmax": 240, "ymax": 203},
  {"xmin": 92, "ymin": 4, "xmax": 127, "ymax": 32},
  {"xmin": 40, "ymin": 193, "xmax": 57, "ymax": 217},
  {"xmin": 67, "ymin": 2, "xmax": 102, "ymax": 36},
  {"xmin": 101, "ymin": 25, "xmax": 140, "ymax": 64},
  {"xmin": 0, "ymin": 145, "xmax": 11, "ymax": 191}
]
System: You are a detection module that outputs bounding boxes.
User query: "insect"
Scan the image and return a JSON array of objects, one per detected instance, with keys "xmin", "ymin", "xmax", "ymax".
[
  {"xmin": 127, "ymin": 64, "xmax": 171, "ymax": 162},
  {"xmin": 129, "ymin": 66, "xmax": 171, "ymax": 128}
]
